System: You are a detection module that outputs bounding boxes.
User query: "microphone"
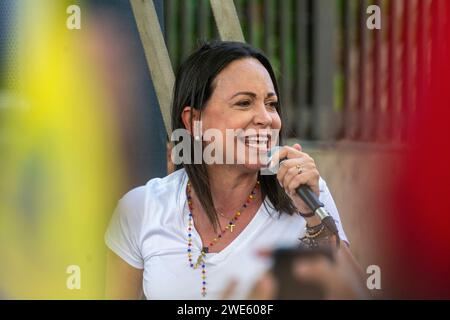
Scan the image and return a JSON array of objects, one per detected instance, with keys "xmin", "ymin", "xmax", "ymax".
[
  {"xmin": 265, "ymin": 147, "xmax": 340, "ymax": 244},
  {"xmin": 296, "ymin": 185, "xmax": 340, "ymax": 243}
]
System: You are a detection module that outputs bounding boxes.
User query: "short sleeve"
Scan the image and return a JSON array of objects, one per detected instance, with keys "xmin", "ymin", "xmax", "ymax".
[
  {"xmin": 318, "ymin": 177, "xmax": 349, "ymax": 245},
  {"xmin": 105, "ymin": 187, "xmax": 146, "ymax": 269}
]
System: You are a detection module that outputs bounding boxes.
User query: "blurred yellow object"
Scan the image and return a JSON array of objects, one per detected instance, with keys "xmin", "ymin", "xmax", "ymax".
[{"xmin": 0, "ymin": 1, "xmax": 123, "ymax": 299}]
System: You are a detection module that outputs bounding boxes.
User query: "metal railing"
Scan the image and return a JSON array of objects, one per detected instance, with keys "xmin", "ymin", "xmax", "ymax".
[{"xmin": 164, "ymin": 0, "xmax": 435, "ymax": 144}]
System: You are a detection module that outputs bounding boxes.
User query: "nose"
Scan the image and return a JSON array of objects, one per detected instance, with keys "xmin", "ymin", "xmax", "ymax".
[{"xmin": 253, "ymin": 102, "xmax": 273, "ymax": 127}]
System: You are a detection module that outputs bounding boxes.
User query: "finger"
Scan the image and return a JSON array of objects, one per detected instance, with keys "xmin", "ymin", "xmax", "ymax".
[
  {"xmin": 276, "ymin": 157, "xmax": 311, "ymax": 184},
  {"xmin": 281, "ymin": 163, "xmax": 317, "ymax": 191},
  {"xmin": 293, "ymin": 143, "xmax": 302, "ymax": 152},
  {"xmin": 280, "ymin": 161, "xmax": 315, "ymax": 189},
  {"xmin": 270, "ymin": 146, "xmax": 304, "ymax": 167},
  {"xmin": 286, "ymin": 170, "xmax": 320, "ymax": 196}
]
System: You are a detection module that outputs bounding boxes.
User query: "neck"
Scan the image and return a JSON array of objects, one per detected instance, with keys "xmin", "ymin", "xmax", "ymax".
[{"xmin": 206, "ymin": 165, "xmax": 259, "ymax": 212}]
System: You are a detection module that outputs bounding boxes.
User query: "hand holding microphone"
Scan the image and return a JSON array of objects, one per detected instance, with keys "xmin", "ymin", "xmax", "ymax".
[
  {"xmin": 269, "ymin": 144, "xmax": 320, "ymax": 214},
  {"xmin": 267, "ymin": 144, "xmax": 340, "ymax": 247}
]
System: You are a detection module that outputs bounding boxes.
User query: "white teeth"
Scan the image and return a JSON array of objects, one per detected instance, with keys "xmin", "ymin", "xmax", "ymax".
[
  {"xmin": 242, "ymin": 134, "xmax": 271, "ymax": 151},
  {"xmin": 246, "ymin": 136, "xmax": 269, "ymax": 142},
  {"xmin": 244, "ymin": 138, "xmax": 270, "ymax": 151}
]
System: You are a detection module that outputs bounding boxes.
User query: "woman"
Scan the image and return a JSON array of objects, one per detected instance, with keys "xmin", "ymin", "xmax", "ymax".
[{"xmin": 105, "ymin": 41, "xmax": 350, "ymax": 299}]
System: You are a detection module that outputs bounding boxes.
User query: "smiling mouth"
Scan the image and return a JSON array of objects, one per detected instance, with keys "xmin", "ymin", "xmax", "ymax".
[{"xmin": 242, "ymin": 134, "xmax": 271, "ymax": 151}]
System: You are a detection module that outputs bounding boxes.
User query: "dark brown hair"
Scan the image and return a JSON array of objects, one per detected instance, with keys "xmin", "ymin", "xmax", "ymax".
[{"xmin": 171, "ymin": 40, "xmax": 297, "ymax": 230}]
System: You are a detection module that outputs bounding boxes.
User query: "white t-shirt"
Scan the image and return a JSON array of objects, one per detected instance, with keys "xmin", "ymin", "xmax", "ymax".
[{"xmin": 105, "ymin": 168, "xmax": 348, "ymax": 300}]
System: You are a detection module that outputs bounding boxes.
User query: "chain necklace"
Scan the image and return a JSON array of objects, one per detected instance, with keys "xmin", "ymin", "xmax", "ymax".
[{"xmin": 186, "ymin": 180, "xmax": 259, "ymax": 297}]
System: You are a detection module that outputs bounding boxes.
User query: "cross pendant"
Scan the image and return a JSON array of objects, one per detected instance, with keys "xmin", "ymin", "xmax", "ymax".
[
  {"xmin": 195, "ymin": 255, "xmax": 204, "ymax": 267},
  {"xmin": 229, "ymin": 223, "xmax": 235, "ymax": 232}
]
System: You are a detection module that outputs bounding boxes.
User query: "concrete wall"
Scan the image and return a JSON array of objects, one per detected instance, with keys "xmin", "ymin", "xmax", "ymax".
[{"xmin": 302, "ymin": 142, "xmax": 403, "ymax": 271}]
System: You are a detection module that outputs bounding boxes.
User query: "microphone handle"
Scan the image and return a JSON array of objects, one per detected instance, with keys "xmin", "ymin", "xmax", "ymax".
[
  {"xmin": 296, "ymin": 185, "xmax": 340, "ymax": 245},
  {"xmin": 296, "ymin": 185, "xmax": 324, "ymax": 212}
]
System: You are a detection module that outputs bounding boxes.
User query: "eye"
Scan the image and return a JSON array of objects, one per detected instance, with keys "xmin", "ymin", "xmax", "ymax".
[
  {"xmin": 266, "ymin": 101, "xmax": 279, "ymax": 109},
  {"xmin": 236, "ymin": 100, "xmax": 251, "ymax": 107}
]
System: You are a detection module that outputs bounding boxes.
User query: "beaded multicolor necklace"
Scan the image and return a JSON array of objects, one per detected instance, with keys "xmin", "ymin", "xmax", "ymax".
[{"xmin": 186, "ymin": 180, "xmax": 260, "ymax": 297}]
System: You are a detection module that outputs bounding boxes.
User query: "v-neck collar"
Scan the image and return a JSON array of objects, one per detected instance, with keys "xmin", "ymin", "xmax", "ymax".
[{"xmin": 178, "ymin": 171, "xmax": 267, "ymax": 265}]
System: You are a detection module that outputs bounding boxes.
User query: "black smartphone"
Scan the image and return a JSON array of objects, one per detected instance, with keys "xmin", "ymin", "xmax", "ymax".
[{"xmin": 271, "ymin": 245, "xmax": 335, "ymax": 300}]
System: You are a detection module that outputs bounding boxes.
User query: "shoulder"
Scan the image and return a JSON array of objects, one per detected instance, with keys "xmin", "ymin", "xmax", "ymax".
[
  {"xmin": 116, "ymin": 168, "xmax": 187, "ymax": 218},
  {"xmin": 107, "ymin": 168, "xmax": 187, "ymax": 240},
  {"xmin": 105, "ymin": 169, "xmax": 188, "ymax": 268},
  {"xmin": 143, "ymin": 168, "xmax": 187, "ymax": 199}
]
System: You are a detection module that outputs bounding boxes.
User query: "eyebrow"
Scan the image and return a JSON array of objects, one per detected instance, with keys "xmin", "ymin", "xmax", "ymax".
[{"xmin": 229, "ymin": 91, "xmax": 277, "ymax": 100}]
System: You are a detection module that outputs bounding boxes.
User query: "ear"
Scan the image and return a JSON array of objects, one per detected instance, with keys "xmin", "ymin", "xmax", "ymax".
[{"xmin": 181, "ymin": 106, "xmax": 201, "ymax": 134}]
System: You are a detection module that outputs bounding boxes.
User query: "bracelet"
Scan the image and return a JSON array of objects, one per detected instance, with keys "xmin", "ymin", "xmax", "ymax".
[
  {"xmin": 305, "ymin": 224, "xmax": 325, "ymax": 239},
  {"xmin": 299, "ymin": 211, "xmax": 315, "ymax": 218},
  {"xmin": 305, "ymin": 222, "xmax": 323, "ymax": 231},
  {"xmin": 299, "ymin": 236, "xmax": 330, "ymax": 248},
  {"xmin": 306, "ymin": 223, "xmax": 323, "ymax": 233},
  {"xmin": 299, "ymin": 223, "xmax": 335, "ymax": 248}
]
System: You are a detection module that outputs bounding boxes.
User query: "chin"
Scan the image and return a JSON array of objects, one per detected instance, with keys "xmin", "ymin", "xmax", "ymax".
[{"xmin": 241, "ymin": 163, "xmax": 265, "ymax": 172}]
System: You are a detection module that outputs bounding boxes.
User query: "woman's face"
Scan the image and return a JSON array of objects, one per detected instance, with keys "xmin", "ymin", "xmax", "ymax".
[{"xmin": 200, "ymin": 58, "xmax": 282, "ymax": 171}]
